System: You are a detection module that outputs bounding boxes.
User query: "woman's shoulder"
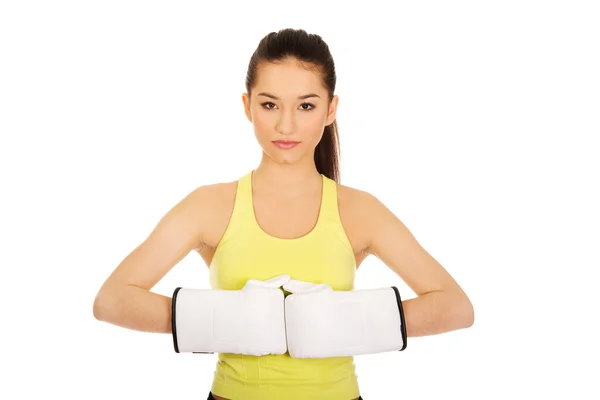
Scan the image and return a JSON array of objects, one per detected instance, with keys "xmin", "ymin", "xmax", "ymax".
[
  {"xmin": 187, "ymin": 178, "xmax": 239, "ymax": 214},
  {"xmin": 196, "ymin": 178, "xmax": 238, "ymax": 199},
  {"xmin": 174, "ymin": 178, "xmax": 238, "ymax": 250},
  {"xmin": 173, "ymin": 176, "xmax": 238, "ymax": 221},
  {"xmin": 335, "ymin": 181, "xmax": 385, "ymax": 214},
  {"xmin": 332, "ymin": 181, "xmax": 395, "ymax": 259}
]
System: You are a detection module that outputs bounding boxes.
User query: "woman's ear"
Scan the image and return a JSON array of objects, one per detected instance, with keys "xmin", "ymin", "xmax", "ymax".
[
  {"xmin": 242, "ymin": 93, "xmax": 252, "ymax": 122},
  {"xmin": 325, "ymin": 95, "xmax": 339, "ymax": 126}
]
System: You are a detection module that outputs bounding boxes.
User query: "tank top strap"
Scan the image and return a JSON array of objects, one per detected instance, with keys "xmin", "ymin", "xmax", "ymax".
[
  {"xmin": 318, "ymin": 174, "xmax": 341, "ymax": 222},
  {"xmin": 227, "ymin": 170, "xmax": 255, "ymax": 229}
]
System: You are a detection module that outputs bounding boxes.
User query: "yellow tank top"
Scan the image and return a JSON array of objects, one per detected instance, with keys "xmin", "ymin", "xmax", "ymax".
[{"xmin": 208, "ymin": 170, "xmax": 360, "ymax": 400}]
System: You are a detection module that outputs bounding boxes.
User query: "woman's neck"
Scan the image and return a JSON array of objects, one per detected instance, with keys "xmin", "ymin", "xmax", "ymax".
[{"xmin": 252, "ymin": 161, "xmax": 322, "ymax": 195}]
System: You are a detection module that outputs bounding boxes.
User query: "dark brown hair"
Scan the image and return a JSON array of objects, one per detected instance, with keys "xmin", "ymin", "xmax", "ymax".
[{"xmin": 245, "ymin": 28, "xmax": 341, "ymax": 183}]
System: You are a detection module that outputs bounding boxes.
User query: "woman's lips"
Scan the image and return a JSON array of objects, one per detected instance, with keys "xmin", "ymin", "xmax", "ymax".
[{"xmin": 272, "ymin": 140, "xmax": 300, "ymax": 149}]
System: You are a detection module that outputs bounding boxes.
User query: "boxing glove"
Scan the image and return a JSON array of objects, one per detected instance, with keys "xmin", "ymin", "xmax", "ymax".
[
  {"xmin": 283, "ymin": 279, "xmax": 407, "ymax": 358},
  {"xmin": 172, "ymin": 274, "xmax": 290, "ymax": 356}
]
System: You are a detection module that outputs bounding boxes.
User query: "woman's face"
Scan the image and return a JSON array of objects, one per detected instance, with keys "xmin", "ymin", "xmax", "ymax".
[{"xmin": 242, "ymin": 58, "xmax": 338, "ymax": 166}]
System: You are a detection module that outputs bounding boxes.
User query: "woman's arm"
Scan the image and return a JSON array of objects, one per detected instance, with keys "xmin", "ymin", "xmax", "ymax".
[
  {"xmin": 92, "ymin": 185, "xmax": 212, "ymax": 333},
  {"xmin": 363, "ymin": 193, "xmax": 475, "ymax": 337}
]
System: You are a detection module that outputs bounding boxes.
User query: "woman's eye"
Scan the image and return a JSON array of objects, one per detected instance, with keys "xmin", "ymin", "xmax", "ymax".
[{"xmin": 300, "ymin": 103, "xmax": 315, "ymax": 111}]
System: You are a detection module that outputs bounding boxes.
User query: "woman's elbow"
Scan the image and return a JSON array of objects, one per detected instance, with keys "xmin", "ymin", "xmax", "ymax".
[
  {"xmin": 93, "ymin": 286, "xmax": 117, "ymax": 321},
  {"xmin": 456, "ymin": 292, "xmax": 475, "ymax": 329}
]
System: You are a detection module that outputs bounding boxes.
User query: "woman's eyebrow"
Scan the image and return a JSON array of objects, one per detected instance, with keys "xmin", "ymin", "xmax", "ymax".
[{"xmin": 257, "ymin": 92, "xmax": 320, "ymax": 100}]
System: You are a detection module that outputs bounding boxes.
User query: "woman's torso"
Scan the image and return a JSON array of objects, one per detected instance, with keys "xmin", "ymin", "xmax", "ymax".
[{"xmin": 195, "ymin": 170, "xmax": 373, "ymax": 400}]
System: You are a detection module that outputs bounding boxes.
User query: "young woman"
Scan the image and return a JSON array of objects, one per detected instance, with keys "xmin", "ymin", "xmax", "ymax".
[{"xmin": 93, "ymin": 28, "xmax": 474, "ymax": 400}]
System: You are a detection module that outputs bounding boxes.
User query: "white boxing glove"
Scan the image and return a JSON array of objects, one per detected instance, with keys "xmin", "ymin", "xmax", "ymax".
[
  {"xmin": 283, "ymin": 280, "xmax": 407, "ymax": 358},
  {"xmin": 171, "ymin": 274, "xmax": 290, "ymax": 356}
]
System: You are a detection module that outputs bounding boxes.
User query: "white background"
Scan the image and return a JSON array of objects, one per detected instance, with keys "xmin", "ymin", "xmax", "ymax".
[{"xmin": 1, "ymin": 1, "xmax": 599, "ymax": 399}]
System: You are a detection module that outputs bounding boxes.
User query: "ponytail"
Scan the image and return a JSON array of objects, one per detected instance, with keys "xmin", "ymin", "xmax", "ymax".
[{"xmin": 314, "ymin": 120, "xmax": 340, "ymax": 184}]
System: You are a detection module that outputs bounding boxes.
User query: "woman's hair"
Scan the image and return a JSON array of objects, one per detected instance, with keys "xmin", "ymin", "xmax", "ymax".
[{"xmin": 245, "ymin": 28, "xmax": 341, "ymax": 183}]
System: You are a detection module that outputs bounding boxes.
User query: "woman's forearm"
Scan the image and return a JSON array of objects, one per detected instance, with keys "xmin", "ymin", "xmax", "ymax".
[
  {"xmin": 402, "ymin": 290, "xmax": 474, "ymax": 337},
  {"xmin": 93, "ymin": 284, "xmax": 172, "ymax": 333},
  {"xmin": 92, "ymin": 285, "xmax": 474, "ymax": 339}
]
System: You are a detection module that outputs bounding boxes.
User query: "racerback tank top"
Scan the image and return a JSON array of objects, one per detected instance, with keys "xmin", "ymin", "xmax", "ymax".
[{"xmin": 208, "ymin": 170, "xmax": 360, "ymax": 400}]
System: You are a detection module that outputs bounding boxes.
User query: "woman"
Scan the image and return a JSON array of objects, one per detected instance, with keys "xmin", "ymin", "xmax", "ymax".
[{"xmin": 93, "ymin": 28, "xmax": 474, "ymax": 400}]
